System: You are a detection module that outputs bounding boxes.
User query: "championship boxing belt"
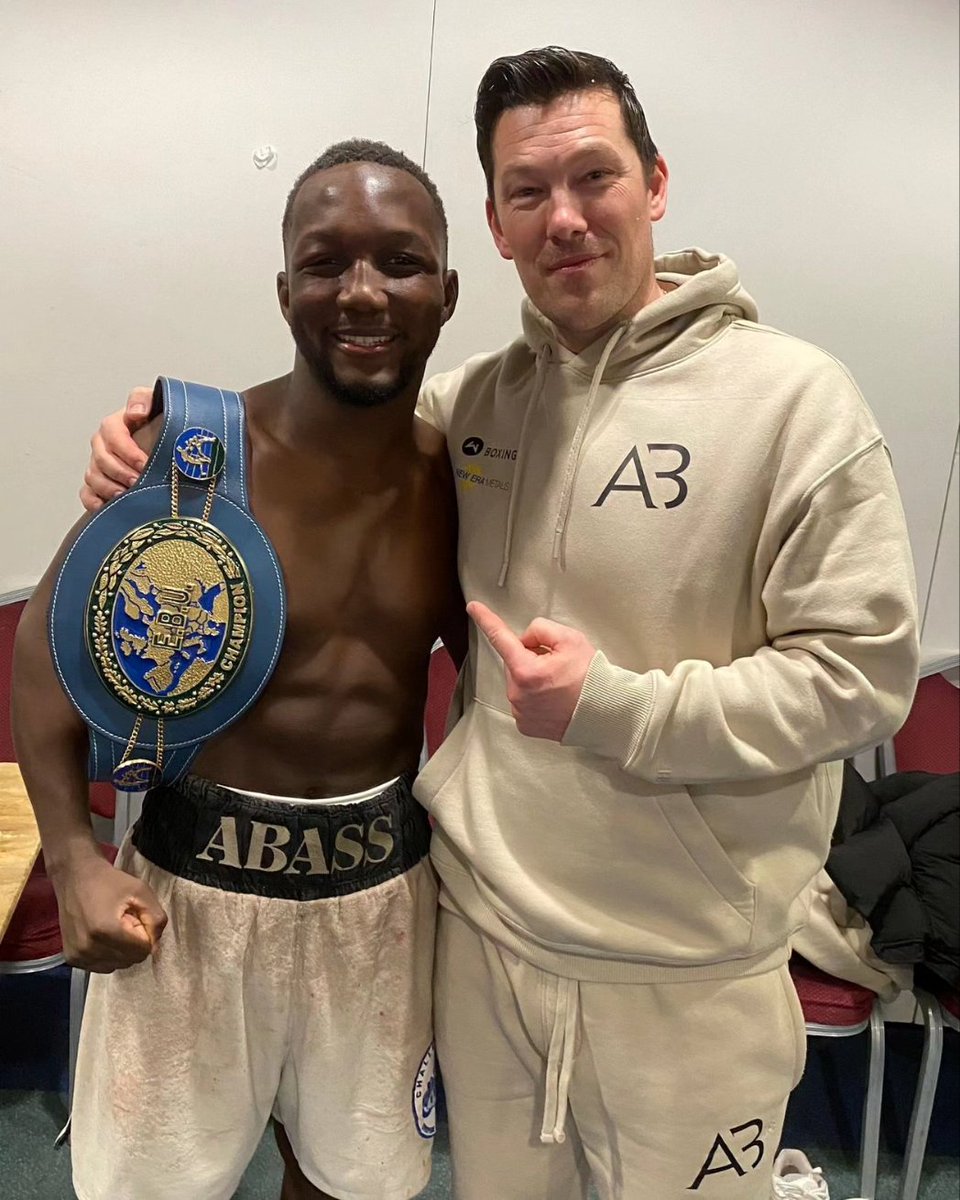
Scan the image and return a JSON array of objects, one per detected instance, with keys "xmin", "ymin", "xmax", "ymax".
[{"xmin": 49, "ymin": 377, "xmax": 286, "ymax": 792}]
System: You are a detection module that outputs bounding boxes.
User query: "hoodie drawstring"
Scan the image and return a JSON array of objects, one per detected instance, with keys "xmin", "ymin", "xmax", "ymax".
[
  {"xmin": 540, "ymin": 975, "xmax": 580, "ymax": 1144},
  {"xmin": 552, "ymin": 324, "xmax": 626, "ymax": 564},
  {"xmin": 497, "ymin": 344, "xmax": 550, "ymax": 587}
]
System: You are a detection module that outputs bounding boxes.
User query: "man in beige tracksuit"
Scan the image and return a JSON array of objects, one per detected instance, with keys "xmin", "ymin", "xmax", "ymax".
[
  {"xmin": 81, "ymin": 46, "xmax": 919, "ymax": 1200},
  {"xmin": 413, "ymin": 47, "xmax": 919, "ymax": 1199}
]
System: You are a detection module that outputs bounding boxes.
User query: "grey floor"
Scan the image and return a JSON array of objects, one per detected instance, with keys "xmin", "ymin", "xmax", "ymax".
[{"xmin": 0, "ymin": 1088, "xmax": 958, "ymax": 1199}]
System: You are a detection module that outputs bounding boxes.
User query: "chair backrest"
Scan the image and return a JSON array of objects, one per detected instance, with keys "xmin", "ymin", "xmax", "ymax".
[
  {"xmin": 0, "ymin": 598, "xmax": 118, "ymax": 828},
  {"xmin": 893, "ymin": 672, "xmax": 960, "ymax": 774},
  {"xmin": 0, "ymin": 601, "xmax": 27, "ymax": 761},
  {"xmin": 424, "ymin": 644, "xmax": 458, "ymax": 760}
]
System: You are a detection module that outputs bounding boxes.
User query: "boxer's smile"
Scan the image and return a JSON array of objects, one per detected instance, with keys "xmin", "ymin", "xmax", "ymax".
[{"xmin": 278, "ymin": 161, "xmax": 458, "ymax": 408}]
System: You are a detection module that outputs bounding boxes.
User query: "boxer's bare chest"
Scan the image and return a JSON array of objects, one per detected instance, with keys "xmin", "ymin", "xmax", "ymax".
[{"xmin": 192, "ymin": 416, "xmax": 460, "ymax": 796}]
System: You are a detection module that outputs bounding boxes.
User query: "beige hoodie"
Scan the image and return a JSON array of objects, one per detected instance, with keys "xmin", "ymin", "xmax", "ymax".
[{"xmin": 415, "ymin": 248, "xmax": 919, "ymax": 983}]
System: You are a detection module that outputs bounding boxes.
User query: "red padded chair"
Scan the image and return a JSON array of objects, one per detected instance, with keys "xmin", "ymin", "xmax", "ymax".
[
  {"xmin": 424, "ymin": 641, "xmax": 458, "ymax": 761},
  {"xmin": 0, "ymin": 842, "xmax": 119, "ymax": 1114},
  {"xmin": 893, "ymin": 671, "xmax": 959, "ymax": 774},
  {"xmin": 0, "ymin": 600, "xmax": 27, "ymax": 762},
  {"xmin": 89, "ymin": 781, "xmax": 116, "ymax": 822},
  {"xmin": 878, "ymin": 668, "xmax": 960, "ymax": 776},
  {"xmin": 90, "ymin": 779, "xmax": 140, "ymax": 846},
  {"xmin": 789, "ymin": 955, "xmax": 886, "ymax": 1199},
  {"xmin": 2, "ymin": 600, "xmax": 124, "ymax": 841}
]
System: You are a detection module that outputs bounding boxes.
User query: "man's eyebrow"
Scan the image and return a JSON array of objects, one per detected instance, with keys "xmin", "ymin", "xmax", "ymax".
[
  {"xmin": 499, "ymin": 164, "xmax": 539, "ymax": 185},
  {"xmin": 500, "ymin": 141, "xmax": 626, "ymax": 185},
  {"xmin": 566, "ymin": 142, "xmax": 625, "ymax": 165}
]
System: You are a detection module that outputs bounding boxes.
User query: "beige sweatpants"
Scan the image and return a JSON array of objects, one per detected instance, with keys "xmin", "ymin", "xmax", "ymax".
[{"xmin": 435, "ymin": 907, "xmax": 807, "ymax": 1200}]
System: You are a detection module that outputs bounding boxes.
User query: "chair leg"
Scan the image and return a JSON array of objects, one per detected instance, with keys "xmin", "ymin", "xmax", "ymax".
[
  {"xmin": 898, "ymin": 991, "xmax": 944, "ymax": 1200},
  {"xmin": 67, "ymin": 967, "xmax": 89, "ymax": 1112},
  {"xmin": 56, "ymin": 967, "xmax": 89, "ymax": 1146},
  {"xmin": 858, "ymin": 1001, "xmax": 885, "ymax": 1199},
  {"xmin": 112, "ymin": 788, "xmax": 144, "ymax": 844},
  {"xmin": 128, "ymin": 789, "xmax": 145, "ymax": 829},
  {"xmin": 112, "ymin": 789, "xmax": 129, "ymax": 845}
]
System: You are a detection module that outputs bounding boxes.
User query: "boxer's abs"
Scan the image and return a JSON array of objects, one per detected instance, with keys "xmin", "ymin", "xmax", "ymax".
[
  {"xmin": 191, "ymin": 639, "xmax": 432, "ymax": 798},
  {"xmin": 188, "ymin": 396, "xmax": 459, "ymax": 799}
]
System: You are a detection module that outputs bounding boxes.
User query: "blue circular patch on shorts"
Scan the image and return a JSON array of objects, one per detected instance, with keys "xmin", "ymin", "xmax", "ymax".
[{"xmin": 412, "ymin": 1042, "xmax": 437, "ymax": 1139}]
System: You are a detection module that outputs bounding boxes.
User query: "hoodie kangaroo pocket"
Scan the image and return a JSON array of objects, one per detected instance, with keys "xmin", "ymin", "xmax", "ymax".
[{"xmin": 656, "ymin": 791, "xmax": 757, "ymax": 927}]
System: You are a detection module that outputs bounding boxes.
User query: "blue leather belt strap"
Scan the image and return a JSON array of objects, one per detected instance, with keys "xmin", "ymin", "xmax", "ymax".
[
  {"xmin": 143, "ymin": 377, "xmax": 247, "ymax": 508},
  {"xmin": 49, "ymin": 377, "xmax": 286, "ymax": 789}
]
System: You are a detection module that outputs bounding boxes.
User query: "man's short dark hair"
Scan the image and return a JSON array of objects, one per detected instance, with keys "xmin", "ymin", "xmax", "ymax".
[
  {"xmin": 475, "ymin": 46, "xmax": 659, "ymax": 198},
  {"xmin": 282, "ymin": 138, "xmax": 448, "ymax": 251}
]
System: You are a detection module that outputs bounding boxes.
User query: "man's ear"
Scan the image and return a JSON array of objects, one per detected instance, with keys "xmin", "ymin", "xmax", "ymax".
[
  {"xmin": 277, "ymin": 271, "xmax": 290, "ymax": 324},
  {"xmin": 648, "ymin": 155, "xmax": 669, "ymax": 224},
  {"xmin": 441, "ymin": 270, "xmax": 459, "ymax": 325},
  {"xmin": 486, "ymin": 197, "xmax": 514, "ymax": 261}
]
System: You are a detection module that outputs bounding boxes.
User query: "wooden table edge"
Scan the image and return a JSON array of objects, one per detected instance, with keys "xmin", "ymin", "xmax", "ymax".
[{"xmin": 0, "ymin": 763, "xmax": 42, "ymax": 945}]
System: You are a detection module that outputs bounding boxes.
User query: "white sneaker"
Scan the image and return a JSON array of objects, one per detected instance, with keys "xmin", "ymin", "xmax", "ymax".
[{"xmin": 771, "ymin": 1148, "xmax": 830, "ymax": 1199}]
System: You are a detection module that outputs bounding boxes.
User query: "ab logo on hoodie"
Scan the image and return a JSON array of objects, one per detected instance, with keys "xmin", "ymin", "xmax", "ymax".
[{"xmin": 593, "ymin": 443, "xmax": 691, "ymax": 509}]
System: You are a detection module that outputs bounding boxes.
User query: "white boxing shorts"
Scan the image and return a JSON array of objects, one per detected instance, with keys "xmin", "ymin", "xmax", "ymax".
[{"xmin": 71, "ymin": 773, "xmax": 438, "ymax": 1200}]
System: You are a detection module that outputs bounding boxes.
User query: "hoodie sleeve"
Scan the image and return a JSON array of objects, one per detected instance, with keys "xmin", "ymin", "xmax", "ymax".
[
  {"xmin": 416, "ymin": 363, "xmax": 468, "ymax": 435},
  {"xmin": 415, "ymin": 381, "xmax": 445, "ymax": 433},
  {"xmin": 562, "ymin": 440, "xmax": 919, "ymax": 783}
]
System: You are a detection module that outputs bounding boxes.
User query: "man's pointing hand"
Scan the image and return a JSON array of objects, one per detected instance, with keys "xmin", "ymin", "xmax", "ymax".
[{"xmin": 467, "ymin": 601, "xmax": 597, "ymax": 741}]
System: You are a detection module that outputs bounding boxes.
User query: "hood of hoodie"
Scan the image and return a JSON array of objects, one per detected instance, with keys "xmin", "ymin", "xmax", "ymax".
[
  {"xmin": 500, "ymin": 248, "xmax": 758, "ymax": 581},
  {"xmin": 519, "ymin": 247, "xmax": 758, "ymax": 379}
]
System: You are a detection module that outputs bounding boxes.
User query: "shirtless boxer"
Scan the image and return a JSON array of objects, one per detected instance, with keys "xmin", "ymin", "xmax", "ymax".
[{"xmin": 12, "ymin": 139, "xmax": 463, "ymax": 1200}]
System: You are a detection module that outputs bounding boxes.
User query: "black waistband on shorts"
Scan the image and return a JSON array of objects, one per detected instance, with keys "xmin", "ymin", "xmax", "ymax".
[{"xmin": 131, "ymin": 773, "xmax": 430, "ymax": 900}]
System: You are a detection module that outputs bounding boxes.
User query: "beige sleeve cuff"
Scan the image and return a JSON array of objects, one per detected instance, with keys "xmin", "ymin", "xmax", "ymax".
[{"xmin": 561, "ymin": 651, "xmax": 657, "ymax": 767}]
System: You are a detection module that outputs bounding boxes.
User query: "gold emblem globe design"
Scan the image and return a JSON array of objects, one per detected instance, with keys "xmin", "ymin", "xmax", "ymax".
[{"xmin": 87, "ymin": 518, "xmax": 253, "ymax": 717}]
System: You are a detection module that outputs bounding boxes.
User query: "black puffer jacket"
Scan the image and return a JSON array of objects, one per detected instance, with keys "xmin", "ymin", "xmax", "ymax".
[{"xmin": 827, "ymin": 764, "xmax": 959, "ymax": 991}]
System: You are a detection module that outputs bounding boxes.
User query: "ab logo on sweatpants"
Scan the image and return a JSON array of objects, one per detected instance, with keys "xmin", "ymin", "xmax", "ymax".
[{"xmin": 688, "ymin": 1118, "xmax": 765, "ymax": 1190}]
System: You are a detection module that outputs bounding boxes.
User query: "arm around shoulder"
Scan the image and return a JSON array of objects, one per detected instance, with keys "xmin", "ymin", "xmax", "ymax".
[{"xmin": 80, "ymin": 391, "xmax": 160, "ymax": 510}]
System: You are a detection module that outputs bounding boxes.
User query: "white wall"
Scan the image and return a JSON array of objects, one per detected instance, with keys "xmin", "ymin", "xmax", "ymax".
[
  {"xmin": 0, "ymin": 0, "xmax": 435, "ymax": 590},
  {"xmin": 2, "ymin": 0, "xmax": 957, "ymax": 660}
]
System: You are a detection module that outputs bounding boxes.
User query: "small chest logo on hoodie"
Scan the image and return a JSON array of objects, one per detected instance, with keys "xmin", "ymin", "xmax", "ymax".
[
  {"xmin": 461, "ymin": 436, "xmax": 517, "ymax": 461},
  {"xmin": 457, "ymin": 436, "xmax": 517, "ymax": 493},
  {"xmin": 593, "ymin": 443, "xmax": 691, "ymax": 509}
]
